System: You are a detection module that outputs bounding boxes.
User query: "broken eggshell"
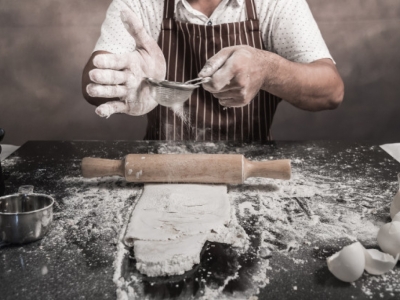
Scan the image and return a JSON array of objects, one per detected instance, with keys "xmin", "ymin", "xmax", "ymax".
[
  {"xmin": 389, "ymin": 173, "xmax": 400, "ymax": 219},
  {"xmin": 327, "ymin": 242, "xmax": 365, "ymax": 282},
  {"xmin": 377, "ymin": 221, "xmax": 400, "ymax": 257},
  {"xmin": 364, "ymin": 248, "xmax": 399, "ymax": 275}
]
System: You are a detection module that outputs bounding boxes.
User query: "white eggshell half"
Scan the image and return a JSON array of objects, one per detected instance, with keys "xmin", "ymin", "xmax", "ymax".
[
  {"xmin": 377, "ymin": 222, "xmax": 400, "ymax": 257},
  {"xmin": 327, "ymin": 242, "xmax": 365, "ymax": 282},
  {"xmin": 364, "ymin": 248, "xmax": 399, "ymax": 275}
]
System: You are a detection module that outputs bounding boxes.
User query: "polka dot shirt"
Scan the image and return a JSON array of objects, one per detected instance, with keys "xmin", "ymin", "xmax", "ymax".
[{"xmin": 94, "ymin": 0, "xmax": 333, "ymax": 64}]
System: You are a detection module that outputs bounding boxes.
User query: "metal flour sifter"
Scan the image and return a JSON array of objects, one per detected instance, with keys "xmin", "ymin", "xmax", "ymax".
[{"xmin": 145, "ymin": 77, "xmax": 211, "ymax": 107}]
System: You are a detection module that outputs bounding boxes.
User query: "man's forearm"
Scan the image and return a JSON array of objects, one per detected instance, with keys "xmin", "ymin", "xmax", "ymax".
[{"xmin": 261, "ymin": 53, "xmax": 344, "ymax": 111}]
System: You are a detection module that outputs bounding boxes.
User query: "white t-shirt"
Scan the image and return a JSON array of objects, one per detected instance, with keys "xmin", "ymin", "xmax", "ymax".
[{"xmin": 94, "ymin": 0, "xmax": 333, "ymax": 64}]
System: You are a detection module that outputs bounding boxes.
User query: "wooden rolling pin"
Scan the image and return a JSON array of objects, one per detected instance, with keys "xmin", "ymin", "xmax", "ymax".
[{"xmin": 81, "ymin": 154, "xmax": 291, "ymax": 184}]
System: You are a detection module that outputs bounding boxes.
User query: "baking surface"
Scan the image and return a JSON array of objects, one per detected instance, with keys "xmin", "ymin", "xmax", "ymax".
[{"xmin": 0, "ymin": 141, "xmax": 399, "ymax": 299}]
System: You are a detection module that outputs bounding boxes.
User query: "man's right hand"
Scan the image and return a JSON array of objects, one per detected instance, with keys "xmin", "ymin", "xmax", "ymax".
[{"xmin": 84, "ymin": 10, "xmax": 166, "ymax": 117}]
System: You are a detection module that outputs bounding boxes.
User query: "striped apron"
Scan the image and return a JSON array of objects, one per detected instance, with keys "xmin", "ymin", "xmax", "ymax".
[{"xmin": 144, "ymin": 0, "xmax": 281, "ymax": 141}]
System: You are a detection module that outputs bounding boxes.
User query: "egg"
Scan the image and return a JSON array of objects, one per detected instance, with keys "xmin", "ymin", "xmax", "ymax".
[
  {"xmin": 389, "ymin": 173, "xmax": 400, "ymax": 219},
  {"xmin": 327, "ymin": 242, "xmax": 365, "ymax": 282},
  {"xmin": 364, "ymin": 248, "xmax": 399, "ymax": 275},
  {"xmin": 377, "ymin": 221, "xmax": 400, "ymax": 257}
]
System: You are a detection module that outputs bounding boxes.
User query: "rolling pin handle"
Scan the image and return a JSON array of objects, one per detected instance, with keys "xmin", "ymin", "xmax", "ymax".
[
  {"xmin": 243, "ymin": 158, "xmax": 291, "ymax": 181},
  {"xmin": 81, "ymin": 157, "xmax": 125, "ymax": 178}
]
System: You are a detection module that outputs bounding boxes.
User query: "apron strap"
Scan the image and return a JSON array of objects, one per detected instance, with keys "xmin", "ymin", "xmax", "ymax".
[
  {"xmin": 163, "ymin": 0, "xmax": 175, "ymax": 19},
  {"xmin": 164, "ymin": 0, "xmax": 258, "ymax": 21},
  {"xmin": 245, "ymin": 0, "xmax": 257, "ymax": 21}
]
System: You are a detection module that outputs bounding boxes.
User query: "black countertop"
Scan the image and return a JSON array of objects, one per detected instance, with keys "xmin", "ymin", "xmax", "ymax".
[{"xmin": 0, "ymin": 141, "xmax": 399, "ymax": 300}]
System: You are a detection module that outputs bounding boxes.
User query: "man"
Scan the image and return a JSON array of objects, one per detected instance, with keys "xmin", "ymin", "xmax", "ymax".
[{"xmin": 82, "ymin": 0, "xmax": 344, "ymax": 141}]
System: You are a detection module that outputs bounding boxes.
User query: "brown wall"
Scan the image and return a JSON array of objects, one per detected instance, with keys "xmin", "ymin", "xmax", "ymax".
[{"xmin": 0, "ymin": 0, "xmax": 399, "ymax": 145}]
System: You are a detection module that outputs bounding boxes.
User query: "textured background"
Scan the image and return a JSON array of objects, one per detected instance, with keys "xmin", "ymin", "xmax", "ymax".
[{"xmin": 0, "ymin": 0, "xmax": 399, "ymax": 145}]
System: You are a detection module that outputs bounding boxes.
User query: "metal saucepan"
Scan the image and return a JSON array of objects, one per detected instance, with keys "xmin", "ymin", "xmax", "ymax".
[{"xmin": 0, "ymin": 185, "xmax": 54, "ymax": 246}]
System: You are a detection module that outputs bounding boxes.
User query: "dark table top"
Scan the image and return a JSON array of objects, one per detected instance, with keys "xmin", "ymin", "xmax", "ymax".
[{"xmin": 0, "ymin": 140, "xmax": 399, "ymax": 300}]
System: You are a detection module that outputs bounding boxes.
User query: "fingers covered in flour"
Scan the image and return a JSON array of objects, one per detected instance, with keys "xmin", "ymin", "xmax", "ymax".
[
  {"xmin": 200, "ymin": 45, "xmax": 268, "ymax": 107},
  {"xmin": 219, "ymin": 98, "xmax": 247, "ymax": 108},
  {"xmin": 198, "ymin": 47, "xmax": 237, "ymax": 78},
  {"xmin": 120, "ymin": 10, "xmax": 166, "ymax": 79},
  {"xmin": 120, "ymin": 10, "xmax": 159, "ymax": 55},
  {"xmin": 95, "ymin": 101, "xmax": 129, "ymax": 118},
  {"xmin": 86, "ymin": 83, "xmax": 128, "ymax": 98},
  {"xmin": 200, "ymin": 48, "xmax": 238, "ymax": 93},
  {"xmin": 214, "ymin": 90, "xmax": 249, "ymax": 108},
  {"xmin": 93, "ymin": 53, "xmax": 132, "ymax": 70},
  {"xmin": 89, "ymin": 69, "xmax": 132, "ymax": 85},
  {"xmin": 88, "ymin": 10, "xmax": 166, "ymax": 117}
]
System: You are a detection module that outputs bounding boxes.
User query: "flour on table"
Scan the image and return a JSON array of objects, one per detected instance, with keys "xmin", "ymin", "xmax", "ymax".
[
  {"xmin": 124, "ymin": 184, "xmax": 248, "ymax": 277},
  {"xmin": 112, "ymin": 142, "xmax": 398, "ymax": 299}
]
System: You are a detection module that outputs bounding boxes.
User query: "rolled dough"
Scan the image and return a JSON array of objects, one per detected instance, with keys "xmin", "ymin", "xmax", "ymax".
[
  {"xmin": 124, "ymin": 184, "xmax": 248, "ymax": 277},
  {"xmin": 134, "ymin": 234, "xmax": 207, "ymax": 277}
]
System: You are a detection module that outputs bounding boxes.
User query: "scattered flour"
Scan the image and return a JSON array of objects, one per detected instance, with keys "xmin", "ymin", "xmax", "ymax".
[
  {"xmin": 5, "ymin": 142, "xmax": 395, "ymax": 299},
  {"xmin": 111, "ymin": 142, "xmax": 398, "ymax": 299}
]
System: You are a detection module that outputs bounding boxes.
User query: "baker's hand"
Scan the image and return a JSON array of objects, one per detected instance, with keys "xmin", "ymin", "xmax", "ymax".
[
  {"xmin": 198, "ymin": 45, "xmax": 270, "ymax": 108},
  {"xmin": 86, "ymin": 10, "xmax": 166, "ymax": 117}
]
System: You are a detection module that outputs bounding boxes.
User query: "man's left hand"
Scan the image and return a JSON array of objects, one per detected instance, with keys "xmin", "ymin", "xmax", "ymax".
[{"xmin": 198, "ymin": 45, "xmax": 272, "ymax": 108}]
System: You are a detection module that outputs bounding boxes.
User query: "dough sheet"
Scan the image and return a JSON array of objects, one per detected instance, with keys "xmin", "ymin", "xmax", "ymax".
[{"xmin": 124, "ymin": 184, "xmax": 248, "ymax": 276}]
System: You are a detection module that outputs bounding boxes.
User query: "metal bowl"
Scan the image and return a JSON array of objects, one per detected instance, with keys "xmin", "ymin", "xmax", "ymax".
[{"xmin": 0, "ymin": 185, "xmax": 54, "ymax": 244}]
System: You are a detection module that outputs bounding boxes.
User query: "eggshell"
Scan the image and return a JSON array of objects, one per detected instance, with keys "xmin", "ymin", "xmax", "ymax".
[
  {"xmin": 377, "ymin": 222, "xmax": 400, "ymax": 257},
  {"xmin": 389, "ymin": 173, "xmax": 400, "ymax": 219},
  {"xmin": 364, "ymin": 248, "xmax": 399, "ymax": 275},
  {"xmin": 327, "ymin": 242, "xmax": 365, "ymax": 282}
]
